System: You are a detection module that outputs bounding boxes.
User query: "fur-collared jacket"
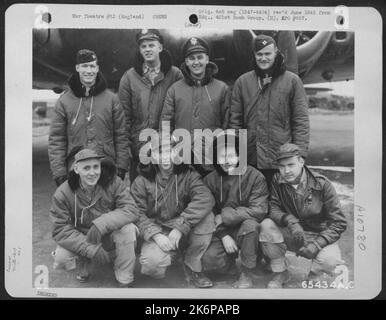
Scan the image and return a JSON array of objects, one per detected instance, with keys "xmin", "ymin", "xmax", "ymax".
[
  {"xmin": 160, "ymin": 61, "xmax": 230, "ymax": 133},
  {"xmin": 229, "ymin": 52, "xmax": 309, "ymax": 169},
  {"xmin": 48, "ymin": 72, "xmax": 130, "ymax": 179},
  {"xmin": 204, "ymin": 133, "xmax": 269, "ymax": 239},
  {"xmin": 130, "ymin": 163, "xmax": 215, "ymax": 241},
  {"xmin": 50, "ymin": 159, "xmax": 139, "ymax": 258},
  {"xmin": 204, "ymin": 166, "xmax": 269, "ymax": 239},
  {"xmin": 118, "ymin": 50, "xmax": 183, "ymax": 156}
]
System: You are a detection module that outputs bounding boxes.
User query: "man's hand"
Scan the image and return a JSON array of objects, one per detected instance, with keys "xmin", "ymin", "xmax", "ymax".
[
  {"xmin": 168, "ymin": 229, "xmax": 182, "ymax": 250},
  {"xmin": 221, "ymin": 235, "xmax": 238, "ymax": 254},
  {"xmin": 287, "ymin": 222, "xmax": 306, "ymax": 249},
  {"xmin": 93, "ymin": 246, "xmax": 111, "ymax": 265},
  {"xmin": 54, "ymin": 176, "xmax": 67, "ymax": 187},
  {"xmin": 86, "ymin": 224, "xmax": 103, "ymax": 244},
  {"xmin": 153, "ymin": 233, "xmax": 174, "ymax": 252},
  {"xmin": 296, "ymin": 242, "xmax": 319, "ymax": 260},
  {"xmin": 214, "ymin": 214, "xmax": 223, "ymax": 228}
]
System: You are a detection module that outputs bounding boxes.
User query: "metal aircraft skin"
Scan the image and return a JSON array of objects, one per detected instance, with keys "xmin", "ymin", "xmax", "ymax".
[{"xmin": 33, "ymin": 29, "xmax": 354, "ymax": 92}]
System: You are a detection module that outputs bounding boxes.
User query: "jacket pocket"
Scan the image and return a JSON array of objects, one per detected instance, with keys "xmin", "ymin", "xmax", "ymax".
[{"xmin": 103, "ymin": 140, "xmax": 116, "ymax": 160}]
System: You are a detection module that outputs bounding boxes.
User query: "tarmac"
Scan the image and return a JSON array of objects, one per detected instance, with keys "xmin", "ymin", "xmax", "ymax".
[{"xmin": 32, "ymin": 127, "xmax": 354, "ymax": 290}]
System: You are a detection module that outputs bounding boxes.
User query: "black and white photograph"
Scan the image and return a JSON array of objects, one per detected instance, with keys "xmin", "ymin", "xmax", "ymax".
[{"xmin": 4, "ymin": 4, "xmax": 382, "ymax": 299}]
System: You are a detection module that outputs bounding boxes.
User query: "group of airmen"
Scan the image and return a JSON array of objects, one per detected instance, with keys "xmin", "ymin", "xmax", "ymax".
[{"xmin": 48, "ymin": 29, "xmax": 347, "ymax": 289}]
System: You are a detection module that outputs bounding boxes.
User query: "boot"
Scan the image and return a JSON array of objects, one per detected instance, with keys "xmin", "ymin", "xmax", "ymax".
[
  {"xmin": 216, "ymin": 258, "xmax": 239, "ymax": 276},
  {"xmin": 184, "ymin": 265, "xmax": 213, "ymax": 288},
  {"xmin": 267, "ymin": 270, "xmax": 289, "ymax": 288},
  {"xmin": 234, "ymin": 266, "xmax": 253, "ymax": 289},
  {"xmin": 76, "ymin": 257, "xmax": 90, "ymax": 283},
  {"xmin": 117, "ymin": 280, "xmax": 134, "ymax": 288}
]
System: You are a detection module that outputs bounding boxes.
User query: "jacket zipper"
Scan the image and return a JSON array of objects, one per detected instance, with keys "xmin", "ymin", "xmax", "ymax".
[{"xmin": 267, "ymin": 85, "xmax": 271, "ymax": 165}]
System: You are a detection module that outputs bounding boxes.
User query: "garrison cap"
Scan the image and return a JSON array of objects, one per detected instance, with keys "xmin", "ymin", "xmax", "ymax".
[
  {"xmin": 76, "ymin": 49, "xmax": 98, "ymax": 64},
  {"xmin": 136, "ymin": 29, "xmax": 163, "ymax": 44},
  {"xmin": 183, "ymin": 37, "xmax": 209, "ymax": 58},
  {"xmin": 252, "ymin": 34, "xmax": 277, "ymax": 53},
  {"xmin": 276, "ymin": 143, "xmax": 302, "ymax": 162},
  {"xmin": 74, "ymin": 149, "xmax": 104, "ymax": 163}
]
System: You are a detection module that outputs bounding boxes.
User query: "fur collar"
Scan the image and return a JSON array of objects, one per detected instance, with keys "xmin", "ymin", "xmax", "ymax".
[
  {"xmin": 133, "ymin": 49, "xmax": 173, "ymax": 76},
  {"xmin": 137, "ymin": 162, "xmax": 190, "ymax": 181},
  {"xmin": 253, "ymin": 51, "xmax": 286, "ymax": 80},
  {"xmin": 68, "ymin": 72, "xmax": 107, "ymax": 98},
  {"xmin": 180, "ymin": 61, "xmax": 218, "ymax": 86}
]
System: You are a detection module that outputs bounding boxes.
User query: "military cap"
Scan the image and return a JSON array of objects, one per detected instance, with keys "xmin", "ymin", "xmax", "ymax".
[
  {"xmin": 182, "ymin": 37, "xmax": 209, "ymax": 58},
  {"xmin": 136, "ymin": 29, "xmax": 163, "ymax": 44},
  {"xmin": 74, "ymin": 149, "xmax": 104, "ymax": 163},
  {"xmin": 252, "ymin": 34, "xmax": 277, "ymax": 53},
  {"xmin": 276, "ymin": 143, "xmax": 302, "ymax": 162},
  {"xmin": 76, "ymin": 49, "xmax": 98, "ymax": 64}
]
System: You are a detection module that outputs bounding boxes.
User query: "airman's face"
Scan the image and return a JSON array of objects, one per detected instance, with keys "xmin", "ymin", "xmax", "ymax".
[
  {"xmin": 75, "ymin": 60, "xmax": 99, "ymax": 86},
  {"xmin": 278, "ymin": 156, "xmax": 304, "ymax": 183},
  {"xmin": 139, "ymin": 40, "xmax": 163, "ymax": 63},
  {"xmin": 74, "ymin": 158, "xmax": 101, "ymax": 187},
  {"xmin": 217, "ymin": 145, "xmax": 239, "ymax": 174},
  {"xmin": 254, "ymin": 43, "xmax": 277, "ymax": 70},
  {"xmin": 185, "ymin": 52, "xmax": 209, "ymax": 78},
  {"xmin": 152, "ymin": 145, "xmax": 174, "ymax": 171}
]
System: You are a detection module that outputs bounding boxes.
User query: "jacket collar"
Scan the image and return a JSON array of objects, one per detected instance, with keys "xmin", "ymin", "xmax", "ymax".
[
  {"xmin": 76, "ymin": 183, "xmax": 104, "ymax": 203},
  {"xmin": 253, "ymin": 51, "xmax": 286, "ymax": 81},
  {"xmin": 306, "ymin": 167, "xmax": 324, "ymax": 190},
  {"xmin": 137, "ymin": 162, "xmax": 190, "ymax": 181},
  {"xmin": 277, "ymin": 165, "xmax": 323, "ymax": 190},
  {"xmin": 68, "ymin": 72, "xmax": 107, "ymax": 98},
  {"xmin": 133, "ymin": 49, "xmax": 173, "ymax": 77},
  {"xmin": 180, "ymin": 61, "xmax": 218, "ymax": 86}
]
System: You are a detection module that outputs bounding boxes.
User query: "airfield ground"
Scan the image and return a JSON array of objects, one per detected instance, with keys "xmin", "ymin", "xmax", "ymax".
[{"xmin": 32, "ymin": 112, "xmax": 354, "ymax": 289}]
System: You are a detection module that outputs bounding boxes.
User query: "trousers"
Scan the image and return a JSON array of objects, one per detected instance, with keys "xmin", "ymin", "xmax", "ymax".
[
  {"xmin": 202, "ymin": 219, "xmax": 260, "ymax": 271},
  {"xmin": 139, "ymin": 231, "xmax": 212, "ymax": 279},
  {"xmin": 259, "ymin": 218, "xmax": 344, "ymax": 275},
  {"xmin": 53, "ymin": 223, "xmax": 138, "ymax": 285}
]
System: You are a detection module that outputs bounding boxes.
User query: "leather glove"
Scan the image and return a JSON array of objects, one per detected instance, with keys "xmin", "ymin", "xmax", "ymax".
[
  {"xmin": 117, "ymin": 168, "xmax": 127, "ymax": 181},
  {"xmin": 297, "ymin": 242, "xmax": 319, "ymax": 259},
  {"xmin": 54, "ymin": 175, "xmax": 67, "ymax": 187},
  {"xmin": 288, "ymin": 222, "xmax": 306, "ymax": 249},
  {"xmin": 297, "ymin": 236, "xmax": 328, "ymax": 259},
  {"xmin": 93, "ymin": 246, "xmax": 111, "ymax": 265},
  {"xmin": 86, "ymin": 224, "xmax": 103, "ymax": 244},
  {"xmin": 283, "ymin": 215, "xmax": 305, "ymax": 249}
]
